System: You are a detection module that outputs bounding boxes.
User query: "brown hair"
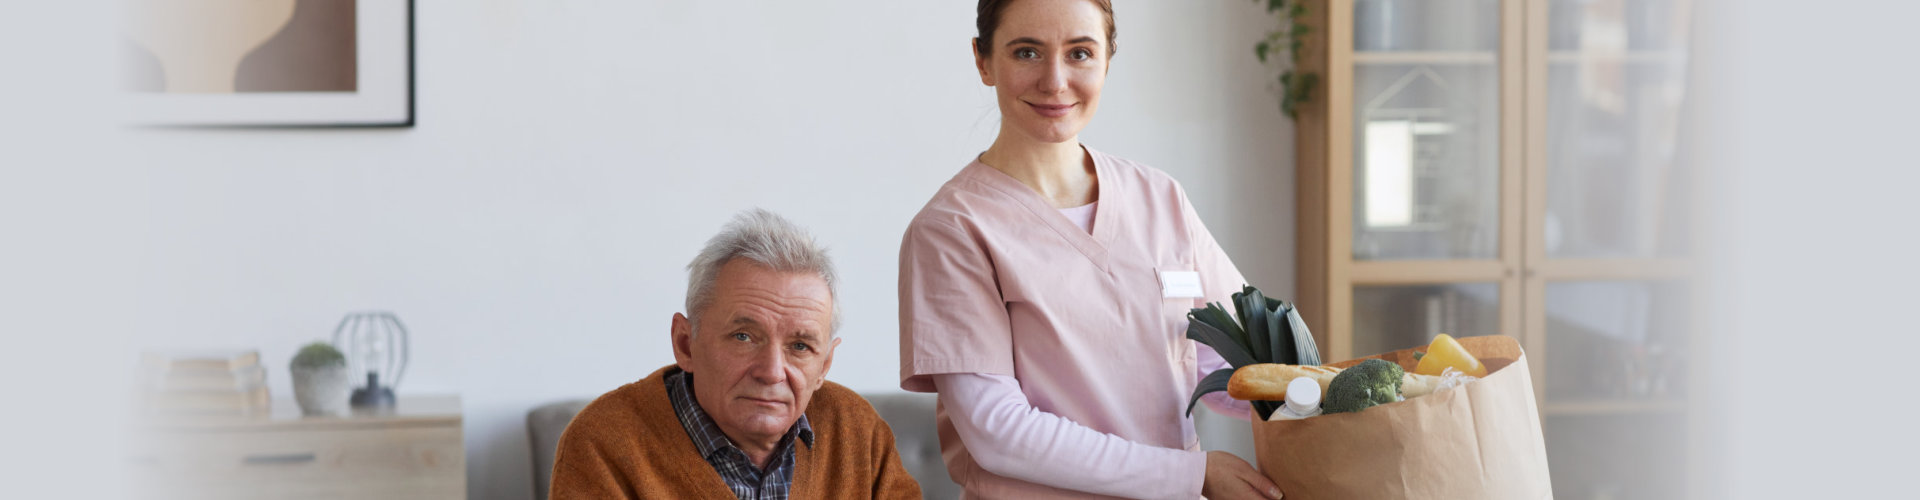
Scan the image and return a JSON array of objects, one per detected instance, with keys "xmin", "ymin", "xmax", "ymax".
[{"xmin": 974, "ymin": 0, "xmax": 1117, "ymax": 58}]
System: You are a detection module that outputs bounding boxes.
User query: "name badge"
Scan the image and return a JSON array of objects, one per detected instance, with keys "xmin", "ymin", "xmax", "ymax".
[{"xmin": 1159, "ymin": 270, "xmax": 1204, "ymax": 299}]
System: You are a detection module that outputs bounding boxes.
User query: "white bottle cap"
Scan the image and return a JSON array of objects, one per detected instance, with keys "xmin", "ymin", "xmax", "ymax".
[{"xmin": 1284, "ymin": 377, "xmax": 1321, "ymax": 414}]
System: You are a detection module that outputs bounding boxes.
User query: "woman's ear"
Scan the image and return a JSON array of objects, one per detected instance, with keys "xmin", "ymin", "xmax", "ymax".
[{"xmin": 972, "ymin": 38, "xmax": 994, "ymax": 86}]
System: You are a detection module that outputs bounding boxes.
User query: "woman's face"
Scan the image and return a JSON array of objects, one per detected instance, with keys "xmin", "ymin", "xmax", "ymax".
[{"xmin": 975, "ymin": 0, "xmax": 1109, "ymax": 145}]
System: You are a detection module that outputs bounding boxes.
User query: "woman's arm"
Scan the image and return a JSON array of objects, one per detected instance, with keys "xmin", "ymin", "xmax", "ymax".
[{"xmin": 934, "ymin": 372, "xmax": 1207, "ymax": 499}]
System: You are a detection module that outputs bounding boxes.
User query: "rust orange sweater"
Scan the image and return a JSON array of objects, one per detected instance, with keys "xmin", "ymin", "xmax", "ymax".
[{"xmin": 549, "ymin": 365, "xmax": 922, "ymax": 499}]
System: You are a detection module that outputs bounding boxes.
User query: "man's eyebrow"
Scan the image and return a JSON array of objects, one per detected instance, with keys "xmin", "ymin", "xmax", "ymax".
[
  {"xmin": 793, "ymin": 331, "xmax": 821, "ymax": 343},
  {"xmin": 1004, "ymin": 36, "xmax": 1100, "ymax": 47},
  {"xmin": 729, "ymin": 316, "xmax": 761, "ymax": 327}
]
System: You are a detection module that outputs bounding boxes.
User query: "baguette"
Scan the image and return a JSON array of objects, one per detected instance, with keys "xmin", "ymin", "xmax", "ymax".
[
  {"xmin": 1227, "ymin": 363, "xmax": 1340, "ymax": 401},
  {"xmin": 1227, "ymin": 363, "xmax": 1451, "ymax": 401}
]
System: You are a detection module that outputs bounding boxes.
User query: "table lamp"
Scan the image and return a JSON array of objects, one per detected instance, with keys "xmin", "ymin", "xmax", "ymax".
[{"xmin": 330, "ymin": 311, "xmax": 410, "ymax": 409}]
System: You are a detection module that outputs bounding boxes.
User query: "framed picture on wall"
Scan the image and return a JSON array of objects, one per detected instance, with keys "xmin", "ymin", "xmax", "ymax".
[{"xmin": 122, "ymin": 0, "xmax": 414, "ymax": 127}]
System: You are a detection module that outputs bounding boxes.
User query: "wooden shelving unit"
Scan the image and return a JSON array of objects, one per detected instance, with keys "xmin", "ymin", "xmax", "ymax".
[{"xmin": 1292, "ymin": 1, "xmax": 1699, "ymax": 498}]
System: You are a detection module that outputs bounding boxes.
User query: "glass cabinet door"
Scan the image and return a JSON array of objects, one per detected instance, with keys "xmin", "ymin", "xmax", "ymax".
[
  {"xmin": 1543, "ymin": 0, "xmax": 1694, "ymax": 259},
  {"xmin": 1542, "ymin": 280, "xmax": 1689, "ymax": 405},
  {"xmin": 1535, "ymin": 0, "xmax": 1697, "ymax": 402},
  {"xmin": 1538, "ymin": 279, "xmax": 1693, "ymax": 500},
  {"xmin": 1350, "ymin": 0, "xmax": 1504, "ymax": 261},
  {"xmin": 1533, "ymin": 2, "xmax": 1697, "ymax": 500},
  {"xmin": 1352, "ymin": 283, "xmax": 1501, "ymax": 356}
]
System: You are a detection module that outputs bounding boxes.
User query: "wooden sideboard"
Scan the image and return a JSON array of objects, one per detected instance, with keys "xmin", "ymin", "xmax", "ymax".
[{"xmin": 127, "ymin": 395, "xmax": 465, "ymax": 500}]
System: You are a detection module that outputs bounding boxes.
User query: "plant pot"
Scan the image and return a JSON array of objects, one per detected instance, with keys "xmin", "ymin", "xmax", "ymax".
[{"xmin": 291, "ymin": 364, "xmax": 351, "ymax": 416}]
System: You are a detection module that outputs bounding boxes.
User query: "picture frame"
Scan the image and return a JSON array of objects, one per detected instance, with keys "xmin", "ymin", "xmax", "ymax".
[{"xmin": 122, "ymin": 0, "xmax": 415, "ymax": 128}]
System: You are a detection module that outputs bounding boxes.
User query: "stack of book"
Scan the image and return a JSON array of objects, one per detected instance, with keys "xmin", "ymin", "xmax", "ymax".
[{"xmin": 139, "ymin": 350, "xmax": 269, "ymax": 415}]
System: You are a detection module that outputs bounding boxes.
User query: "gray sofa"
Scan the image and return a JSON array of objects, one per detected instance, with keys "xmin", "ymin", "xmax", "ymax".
[{"xmin": 528, "ymin": 391, "xmax": 1253, "ymax": 500}]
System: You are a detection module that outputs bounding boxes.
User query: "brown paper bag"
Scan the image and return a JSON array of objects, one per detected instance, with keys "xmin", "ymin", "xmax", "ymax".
[{"xmin": 1251, "ymin": 335, "xmax": 1552, "ymax": 499}]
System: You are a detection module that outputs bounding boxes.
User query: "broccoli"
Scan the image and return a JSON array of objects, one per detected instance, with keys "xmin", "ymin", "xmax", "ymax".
[{"xmin": 1322, "ymin": 359, "xmax": 1406, "ymax": 414}]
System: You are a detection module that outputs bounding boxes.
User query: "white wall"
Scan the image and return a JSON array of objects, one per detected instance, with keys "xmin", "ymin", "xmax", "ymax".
[
  {"xmin": 1690, "ymin": 1, "xmax": 1920, "ymax": 499},
  {"xmin": 40, "ymin": 2, "xmax": 1294, "ymax": 499},
  {"xmin": 14, "ymin": 2, "xmax": 1919, "ymax": 498}
]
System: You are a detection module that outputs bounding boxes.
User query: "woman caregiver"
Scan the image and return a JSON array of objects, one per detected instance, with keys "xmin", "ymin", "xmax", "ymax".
[{"xmin": 897, "ymin": 1, "xmax": 1285, "ymax": 498}]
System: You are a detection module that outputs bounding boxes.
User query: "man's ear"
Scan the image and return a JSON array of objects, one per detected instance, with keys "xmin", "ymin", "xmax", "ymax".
[
  {"xmin": 973, "ymin": 38, "xmax": 994, "ymax": 86},
  {"xmin": 815, "ymin": 336, "xmax": 843, "ymax": 390},
  {"xmin": 671, "ymin": 313, "xmax": 695, "ymax": 372}
]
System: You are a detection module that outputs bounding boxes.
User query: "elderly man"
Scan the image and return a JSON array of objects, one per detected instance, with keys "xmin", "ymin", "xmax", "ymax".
[{"xmin": 550, "ymin": 209, "xmax": 921, "ymax": 499}]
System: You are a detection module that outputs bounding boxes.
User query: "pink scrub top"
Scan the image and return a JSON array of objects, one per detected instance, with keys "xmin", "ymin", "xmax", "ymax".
[{"xmin": 898, "ymin": 147, "xmax": 1248, "ymax": 497}]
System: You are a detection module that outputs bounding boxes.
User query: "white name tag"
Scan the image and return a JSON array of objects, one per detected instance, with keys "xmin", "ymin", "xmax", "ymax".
[{"xmin": 1159, "ymin": 270, "xmax": 1204, "ymax": 299}]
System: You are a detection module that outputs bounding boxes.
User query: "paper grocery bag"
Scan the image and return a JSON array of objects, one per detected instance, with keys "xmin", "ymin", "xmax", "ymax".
[{"xmin": 1251, "ymin": 335, "xmax": 1552, "ymax": 499}]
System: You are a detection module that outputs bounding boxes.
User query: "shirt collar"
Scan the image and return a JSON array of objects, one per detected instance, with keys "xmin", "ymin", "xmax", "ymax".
[{"xmin": 667, "ymin": 369, "xmax": 815, "ymax": 463}]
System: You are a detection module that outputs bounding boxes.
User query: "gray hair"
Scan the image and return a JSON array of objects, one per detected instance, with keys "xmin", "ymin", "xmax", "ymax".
[{"xmin": 684, "ymin": 208, "xmax": 840, "ymax": 335}]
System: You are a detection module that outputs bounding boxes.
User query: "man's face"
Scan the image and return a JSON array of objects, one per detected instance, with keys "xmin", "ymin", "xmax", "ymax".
[{"xmin": 672, "ymin": 259, "xmax": 839, "ymax": 448}]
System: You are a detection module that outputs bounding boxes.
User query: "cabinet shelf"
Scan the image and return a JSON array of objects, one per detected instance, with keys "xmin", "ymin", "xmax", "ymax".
[
  {"xmin": 1547, "ymin": 50, "xmax": 1685, "ymax": 65},
  {"xmin": 1353, "ymin": 51, "xmax": 1496, "ymax": 65},
  {"xmin": 1542, "ymin": 398, "xmax": 1687, "ymax": 417},
  {"xmin": 1347, "ymin": 50, "xmax": 1683, "ymax": 66}
]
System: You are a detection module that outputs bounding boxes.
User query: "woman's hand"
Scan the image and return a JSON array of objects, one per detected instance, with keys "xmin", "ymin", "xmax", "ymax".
[{"xmin": 1201, "ymin": 451, "xmax": 1282, "ymax": 499}]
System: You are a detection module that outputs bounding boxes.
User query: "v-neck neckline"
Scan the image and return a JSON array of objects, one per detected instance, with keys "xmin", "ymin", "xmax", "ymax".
[{"xmin": 965, "ymin": 145, "xmax": 1118, "ymax": 272}]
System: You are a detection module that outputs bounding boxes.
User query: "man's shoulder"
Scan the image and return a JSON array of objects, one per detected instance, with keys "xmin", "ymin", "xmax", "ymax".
[
  {"xmin": 805, "ymin": 380, "xmax": 881, "ymax": 423},
  {"xmin": 563, "ymin": 365, "xmax": 678, "ymax": 442},
  {"xmin": 550, "ymin": 366, "xmax": 709, "ymax": 497}
]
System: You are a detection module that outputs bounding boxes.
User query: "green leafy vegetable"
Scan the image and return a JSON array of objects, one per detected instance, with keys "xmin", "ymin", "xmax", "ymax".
[
  {"xmin": 1283, "ymin": 301, "xmax": 1321, "ymax": 366},
  {"xmin": 1265, "ymin": 298, "xmax": 1298, "ymax": 366},
  {"xmin": 1236, "ymin": 289, "xmax": 1270, "ymax": 368},
  {"xmin": 1194, "ymin": 303, "xmax": 1248, "ymax": 354},
  {"xmin": 1185, "ymin": 312, "xmax": 1257, "ymax": 369},
  {"xmin": 1183, "ymin": 285, "xmax": 1323, "ymax": 418},
  {"xmin": 1186, "ymin": 368, "xmax": 1237, "ymax": 417}
]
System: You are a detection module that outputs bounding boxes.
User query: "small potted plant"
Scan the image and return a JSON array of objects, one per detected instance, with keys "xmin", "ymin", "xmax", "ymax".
[{"xmin": 290, "ymin": 342, "xmax": 350, "ymax": 416}]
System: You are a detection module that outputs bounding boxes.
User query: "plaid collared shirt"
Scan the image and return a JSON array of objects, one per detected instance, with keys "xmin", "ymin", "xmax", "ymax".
[{"xmin": 667, "ymin": 370, "xmax": 814, "ymax": 500}]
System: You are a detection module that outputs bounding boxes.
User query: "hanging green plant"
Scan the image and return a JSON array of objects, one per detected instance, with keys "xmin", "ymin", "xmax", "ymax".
[{"xmin": 1252, "ymin": 0, "xmax": 1317, "ymax": 119}]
